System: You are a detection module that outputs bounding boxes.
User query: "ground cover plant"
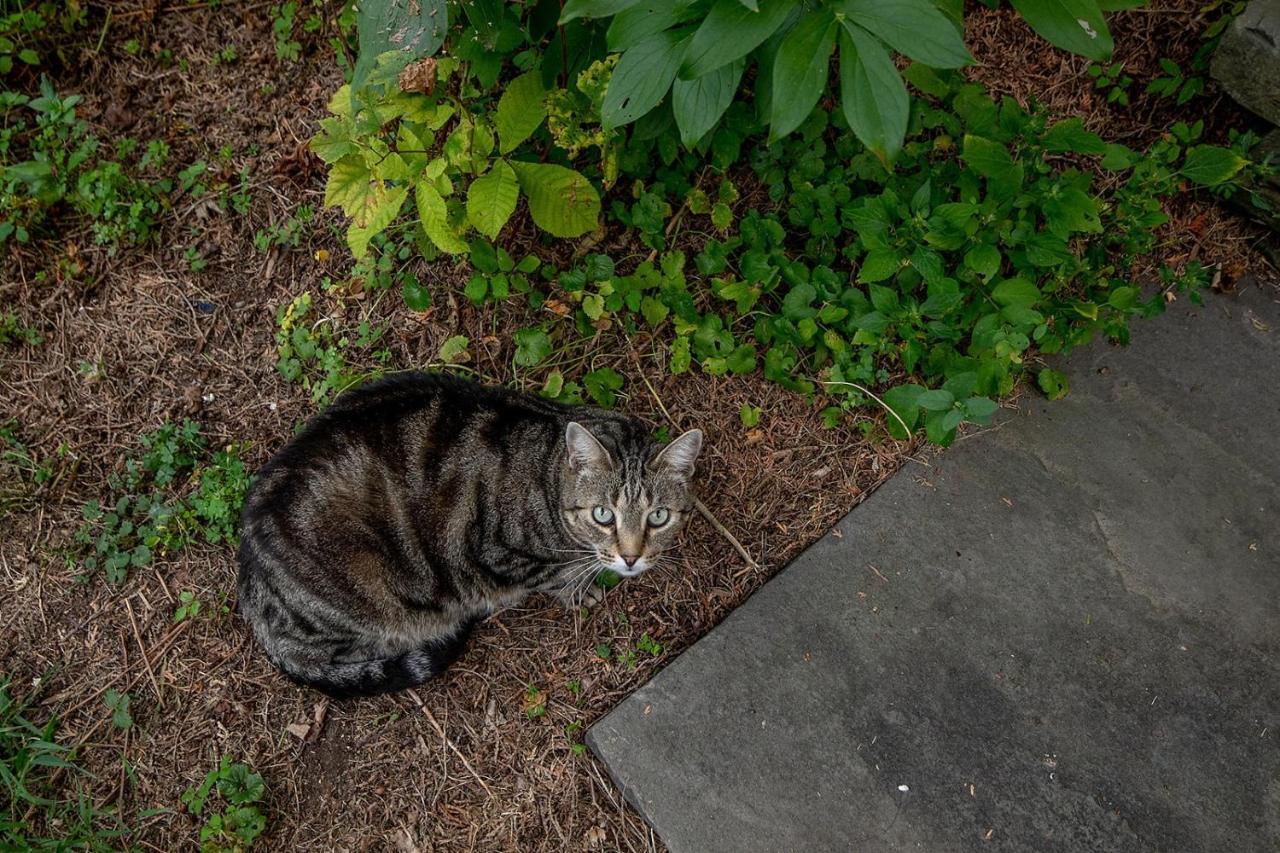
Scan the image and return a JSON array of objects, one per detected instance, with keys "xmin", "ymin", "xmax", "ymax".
[{"xmin": 0, "ymin": 0, "xmax": 1275, "ymax": 848}]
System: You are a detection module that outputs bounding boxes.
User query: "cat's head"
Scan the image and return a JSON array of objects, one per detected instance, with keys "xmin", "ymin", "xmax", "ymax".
[{"xmin": 561, "ymin": 421, "xmax": 703, "ymax": 577}]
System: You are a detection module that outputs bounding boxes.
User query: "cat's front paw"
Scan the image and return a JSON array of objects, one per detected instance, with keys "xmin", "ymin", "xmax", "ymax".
[{"xmin": 556, "ymin": 583, "xmax": 604, "ymax": 612}]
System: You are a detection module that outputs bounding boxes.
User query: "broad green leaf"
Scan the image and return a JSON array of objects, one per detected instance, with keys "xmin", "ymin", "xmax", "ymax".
[
  {"xmin": 1107, "ymin": 285, "xmax": 1138, "ymax": 310},
  {"xmin": 403, "ymin": 276, "xmax": 432, "ymax": 311},
  {"xmin": 311, "ymin": 117, "xmax": 357, "ymax": 164},
  {"xmin": 513, "ymin": 328, "xmax": 553, "ymax": 366},
  {"xmin": 509, "ymin": 161, "xmax": 601, "ymax": 237},
  {"xmin": 883, "ymin": 383, "xmax": 925, "ymax": 439},
  {"xmin": 352, "ymin": 0, "xmax": 450, "ymax": 96},
  {"xmin": 680, "ymin": 0, "xmax": 798, "ymax": 80},
  {"xmin": 835, "ymin": 0, "xmax": 972, "ymax": 68},
  {"xmin": 416, "ymin": 180, "xmax": 468, "ymax": 254},
  {"xmin": 858, "ymin": 247, "xmax": 901, "ymax": 282},
  {"xmin": 1100, "ymin": 143, "xmax": 1135, "ymax": 171},
  {"xmin": 1180, "ymin": 146, "xmax": 1247, "ymax": 187},
  {"xmin": 602, "ymin": 30, "xmax": 690, "ymax": 129},
  {"xmin": 1041, "ymin": 117, "xmax": 1106, "ymax": 154},
  {"xmin": 965, "ymin": 244, "xmax": 1001, "ymax": 279},
  {"xmin": 1038, "ymin": 367, "xmax": 1069, "ymax": 400},
  {"xmin": 963, "ymin": 396, "xmax": 999, "ymax": 422},
  {"xmin": 466, "ymin": 160, "xmax": 520, "ymax": 239},
  {"xmin": 608, "ymin": 0, "xmax": 698, "ymax": 50},
  {"xmin": 495, "ymin": 72, "xmax": 547, "ymax": 154},
  {"xmin": 917, "ymin": 388, "xmax": 956, "ymax": 411},
  {"xmin": 769, "ymin": 10, "xmax": 837, "ymax": 140},
  {"xmin": 1043, "ymin": 187, "xmax": 1101, "ymax": 236},
  {"xmin": 324, "ymin": 155, "xmax": 376, "ymax": 219},
  {"xmin": 991, "ymin": 277, "xmax": 1040, "ymax": 308},
  {"xmin": 1009, "ymin": 0, "xmax": 1113, "ymax": 61},
  {"xmin": 838, "ymin": 25, "xmax": 909, "ymax": 162},
  {"xmin": 561, "ymin": 0, "xmax": 646, "ymax": 23},
  {"xmin": 673, "ymin": 58, "xmax": 745, "ymax": 146},
  {"xmin": 584, "ymin": 368, "xmax": 624, "ymax": 407},
  {"xmin": 961, "ymin": 134, "xmax": 1017, "ymax": 182},
  {"xmin": 348, "ymin": 185, "xmax": 408, "ymax": 258}
]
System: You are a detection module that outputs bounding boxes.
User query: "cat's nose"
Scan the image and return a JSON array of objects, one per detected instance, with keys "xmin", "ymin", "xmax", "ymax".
[{"xmin": 620, "ymin": 554, "xmax": 640, "ymax": 567}]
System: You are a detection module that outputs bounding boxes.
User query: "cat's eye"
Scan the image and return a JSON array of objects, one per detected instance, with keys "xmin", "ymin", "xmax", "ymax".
[
  {"xmin": 591, "ymin": 505, "xmax": 614, "ymax": 525},
  {"xmin": 647, "ymin": 508, "xmax": 670, "ymax": 527}
]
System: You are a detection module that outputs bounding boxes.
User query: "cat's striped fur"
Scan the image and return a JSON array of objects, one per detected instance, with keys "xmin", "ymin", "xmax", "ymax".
[{"xmin": 237, "ymin": 372, "xmax": 701, "ymax": 698}]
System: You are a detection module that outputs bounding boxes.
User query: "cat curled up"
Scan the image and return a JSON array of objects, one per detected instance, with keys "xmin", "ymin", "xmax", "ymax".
[{"xmin": 237, "ymin": 372, "xmax": 702, "ymax": 698}]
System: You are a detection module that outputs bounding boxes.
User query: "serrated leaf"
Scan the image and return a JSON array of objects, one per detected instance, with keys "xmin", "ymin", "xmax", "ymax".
[
  {"xmin": 348, "ymin": 185, "xmax": 408, "ymax": 258},
  {"xmin": 514, "ymin": 328, "xmax": 553, "ymax": 366},
  {"xmin": 466, "ymin": 160, "xmax": 519, "ymax": 239},
  {"xmin": 964, "ymin": 244, "xmax": 1001, "ymax": 279},
  {"xmin": 509, "ymin": 161, "xmax": 601, "ymax": 237},
  {"xmin": 961, "ymin": 134, "xmax": 1017, "ymax": 182},
  {"xmin": 1180, "ymin": 146, "xmax": 1247, "ymax": 187},
  {"xmin": 324, "ymin": 155, "xmax": 376, "ymax": 219},
  {"xmin": 1041, "ymin": 117, "xmax": 1106, "ymax": 154},
  {"xmin": 416, "ymin": 180, "xmax": 468, "ymax": 254},
  {"xmin": 496, "ymin": 72, "xmax": 548, "ymax": 154}
]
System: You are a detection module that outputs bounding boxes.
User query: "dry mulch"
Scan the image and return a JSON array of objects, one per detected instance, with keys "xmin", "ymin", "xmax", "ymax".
[{"xmin": 1, "ymin": 1, "xmax": 1275, "ymax": 850}]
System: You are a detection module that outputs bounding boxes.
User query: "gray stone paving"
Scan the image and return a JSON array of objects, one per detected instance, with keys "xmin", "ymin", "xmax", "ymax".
[{"xmin": 588, "ymin": 284, "xmax": 1280, "ymax": 852}]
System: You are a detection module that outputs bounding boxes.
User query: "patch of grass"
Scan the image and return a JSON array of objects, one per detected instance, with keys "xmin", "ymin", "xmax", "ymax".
[{"xmin": 0, "ymin": 678, "xmax": 127, "ymax": 850}]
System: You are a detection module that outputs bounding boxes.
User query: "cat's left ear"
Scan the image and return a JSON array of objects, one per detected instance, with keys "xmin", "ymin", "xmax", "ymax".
[
  {"xmin": 566, "ymin": 422, "xmax": 613, "ymax": 472},
  {"xmin": 650, "ymin": 429, "xmax": 703, "ymax": 480}
]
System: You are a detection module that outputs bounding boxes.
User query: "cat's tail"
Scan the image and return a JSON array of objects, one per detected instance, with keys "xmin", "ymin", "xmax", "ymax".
[{"xmin": 273, "ymin": 629, "xmax": 473, "ymax": 699}]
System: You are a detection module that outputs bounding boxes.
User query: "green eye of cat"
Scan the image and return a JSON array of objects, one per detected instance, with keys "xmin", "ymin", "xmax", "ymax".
[
  {"xmin": 647, "ymin": 508, "xmax": 670, "ymax": 527},
  {"xmin": 591, "ymin": 506, "xmax": 614, "ymax": 525}
]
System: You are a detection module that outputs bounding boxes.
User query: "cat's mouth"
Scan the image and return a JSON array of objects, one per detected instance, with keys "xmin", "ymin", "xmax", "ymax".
[{"xmin": 606, "ymin": 555, "xmax": 649, "ymax": 577}]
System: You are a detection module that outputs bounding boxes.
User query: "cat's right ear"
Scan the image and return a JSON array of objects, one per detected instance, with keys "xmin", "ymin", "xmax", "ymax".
[{"xmin": 565, "ymin": 422, "xmax": 612, "ymax": 472}]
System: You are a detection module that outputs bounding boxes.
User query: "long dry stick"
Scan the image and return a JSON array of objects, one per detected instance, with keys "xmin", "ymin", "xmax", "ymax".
[
  {"xmin": 420, "ymin": 706, "xmax": 496, "ymax": 799},
  {"xmin": 125, "ymin": 597, "xmax": 164, "ymax": 708}
]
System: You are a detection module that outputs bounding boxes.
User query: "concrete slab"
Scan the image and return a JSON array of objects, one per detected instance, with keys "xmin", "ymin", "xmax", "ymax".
[{"xmin": 588, "ymin": 284, "xmax": 1280, "ymax": 853}]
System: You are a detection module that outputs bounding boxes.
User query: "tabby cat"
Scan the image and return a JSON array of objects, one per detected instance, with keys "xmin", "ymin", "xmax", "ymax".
[{"xmin": 237, "ymin": 371, "xmax": 702, "ymax": 698}]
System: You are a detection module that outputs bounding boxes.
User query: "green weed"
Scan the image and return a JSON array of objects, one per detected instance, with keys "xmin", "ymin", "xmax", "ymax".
[{"xmin": 181, "ymin": 756, "xmax": 268, "ymax": 852}]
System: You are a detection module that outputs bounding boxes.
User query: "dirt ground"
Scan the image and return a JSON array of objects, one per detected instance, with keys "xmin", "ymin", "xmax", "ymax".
[{"xmin": 1, "ymin": 1, "xmax": 1275, "ymax": 850}]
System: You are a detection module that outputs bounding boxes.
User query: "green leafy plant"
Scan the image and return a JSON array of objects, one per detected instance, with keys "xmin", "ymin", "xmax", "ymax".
[
  {"xmin": 1087, "ymin": 61, "xmax": 1132, "ymax": 105},
  {"xmin": 103, "ymin": 690, "xmax": 133, "ymax": 731},
  {"xmin": 174, "ymin": 590, "xmax": 204, "ymax": 623},
  {"xmin": 181, "ymin": 756, "xmax": 268, "ymax": 852},
  {"xmin": 312, "ymin": 53, "xmax": 604, "ymax": 259},
  {"xmin": 274, "ymin": 292, "xmax": 387, "ymax": 403},
  {"xmin": 0, "ymin": 312, "xmax": 41, "ymax": 345},
  {"xmin": 271, "ymin": 2, "xmax": 302, "ymax": 61},
  {"xmin": 1, "ymin": 79, "xmax": 172, "ymax": 247},
  {"xmin": 75, "ymin": 422, "xmax": 251, "ymax": 582}
]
